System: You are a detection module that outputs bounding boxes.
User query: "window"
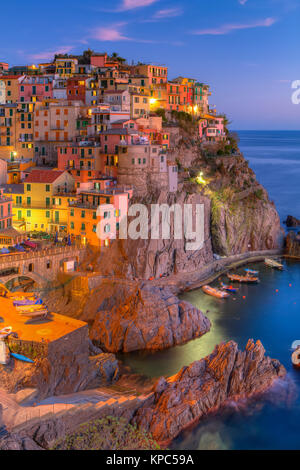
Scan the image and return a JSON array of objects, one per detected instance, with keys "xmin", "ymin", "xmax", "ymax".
[
  {"xmin": 81, "ymin": 223, "xmax": 85, "ymax": 231},
  {"xmin": 93, "ymin": 212, "xmax": 97, "ymax": 220},
  {"xmin": 27, "ymin": 210, "xmax": 31, "ymax": 217},
  {"xmin": 26, "ymin": 184, "xmax": 31, "ymax": 191},
  {"xmin": 70, "ymin": 209, "xmax": 74, "ymax": 217},
  {"xmin": 104, "ymin": 211, "xmax": 110, "ymax": 219},
  {"xmin": 27, "ymin": 197, "xmax": 31, "ymax": 206},
  {"xmin": 46, "ymin": 211, "xmax": 50, "ymax": 218},
  {"xmin": 104, "ymin": 224, "xmax": 110, "ymax": 233},
  {"xmin": 70, "ymin": 222, "xmax": 74, "ymax": 229},
  {"xmin": 93, "ymin": 225, "xmax": 97, "ymax": 233},
  {"xmin": 46, "ymin": 261, "xmax": 51, "ymax": 269},
  {"xmin": 28, "ymin": 263, "xmax": 34, "ymax": 272},
  {"xmin": 46, "ymin": 184, "xmax": 50, "ymax": 192},
  {"xmin": 81, "ymin": 210, "xmax": 85, "ymax": 218}
]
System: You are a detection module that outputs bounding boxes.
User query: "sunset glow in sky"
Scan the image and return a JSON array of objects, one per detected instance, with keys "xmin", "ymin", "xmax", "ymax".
[{"xmin": 1, "ymin": 0, "xmax": 300, "ymax": 129}]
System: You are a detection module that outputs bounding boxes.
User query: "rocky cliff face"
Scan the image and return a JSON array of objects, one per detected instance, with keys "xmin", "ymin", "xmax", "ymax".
[
  {"xmin": 89, "ymin": 284, "xmax": 211, "ymax": 353},
  {"xmin": 84, "ymin": 138, "xmax": 282, "ymax": 280},
  {"xmin": 285, "ymin": 231, "xmax": 300, "ymax": 257},
  {"xmin": 133, "ymin": 339, "xmax": 286, "ymax": 444},
  {"xmin": 0, "ymin": 346, "xmax": 119, "ymax": 400}
]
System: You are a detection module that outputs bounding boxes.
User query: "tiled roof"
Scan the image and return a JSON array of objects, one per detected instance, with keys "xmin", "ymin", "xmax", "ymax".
[{"xmin": 24, "ymin": 170, "xmax": 65, "ymax": 183}]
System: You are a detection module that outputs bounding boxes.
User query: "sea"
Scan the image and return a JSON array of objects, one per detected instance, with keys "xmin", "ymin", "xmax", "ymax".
[{"xmin": 120, "ymin": 131, "xmax": 300, "ymax": 450}]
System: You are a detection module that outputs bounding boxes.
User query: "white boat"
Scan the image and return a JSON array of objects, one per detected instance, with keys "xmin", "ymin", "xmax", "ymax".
[
  {"xmin": 0, "ymin": 326, "xmax": 12, "ymax": 339},
  {"xmin": 292, "ymin": 347, "xmax": 300, "ymax": 369},
  {"xmin": 265, "ymin": 258, "xmax": 284, "ymax": 270}
]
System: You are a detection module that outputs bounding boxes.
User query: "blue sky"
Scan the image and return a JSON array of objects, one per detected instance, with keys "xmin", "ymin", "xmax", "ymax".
[{"xmin": 1, "ymin": 0, "xmax": 300, "ymax": 129}]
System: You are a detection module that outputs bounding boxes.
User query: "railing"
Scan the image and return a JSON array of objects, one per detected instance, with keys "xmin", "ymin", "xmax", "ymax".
[{"xmin": 0, "ymin": 245, "xmax": 84, "ymax": 264}]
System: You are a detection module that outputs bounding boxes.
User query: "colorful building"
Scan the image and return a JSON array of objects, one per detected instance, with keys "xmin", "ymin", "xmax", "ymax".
[
  {"xmin": 55, "ymin": 58, "xmax": 78, "ymax": 78},
  {"xmin": 19, "ymin": 76, "xmax": 53, "ymax": 103},
  {"xmin": 17, "ymin": 169, "xmax": 76, "ymax": 233},
  {"xmin": 199, "ymin": 115, "xmax": 226, "ymax": 142},
  {"xmin": 68, "ymin": 183, "xmax": 131, "ymax": 247}
]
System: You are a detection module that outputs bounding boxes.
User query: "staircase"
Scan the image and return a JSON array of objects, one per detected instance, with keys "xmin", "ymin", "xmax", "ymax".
[{"xmin": 5, "ymin": 387, "xmax": 154, "ymax": 436}]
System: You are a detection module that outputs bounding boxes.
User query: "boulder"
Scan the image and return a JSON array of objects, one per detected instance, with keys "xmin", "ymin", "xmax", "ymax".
[
  {"xmin": 284, "ymin": 215, "xmax": 300, "ymax": 227},
  {"xmin": 90, "ymin": 285, "xmax": 211, "ymax": 353},
  {"xmin": 132, "ymin": 339, "xmax": 286, "ymax": 444}
]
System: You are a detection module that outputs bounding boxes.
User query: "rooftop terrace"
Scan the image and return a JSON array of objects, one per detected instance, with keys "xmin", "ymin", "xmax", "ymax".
[{"xmin": 0, "ymin": 297, "xmax": 87, "ymax": 344}]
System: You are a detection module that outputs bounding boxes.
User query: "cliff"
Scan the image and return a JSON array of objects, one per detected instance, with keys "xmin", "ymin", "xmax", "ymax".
[
  {"xmin": 0, "ymin": 338, "xmax": 119, "ymax": 400},
  {"xmin": 133, "ymin": 339, "xmax": 286, "ymax": 444},
  {"xmin": 285, "ymin": 231, "xmax": 300, "ymax": 257},
  {"xmin": 80, "ymin": 134, "xmax": 282, "ymax": 279},
  {"xmin": 1, "ymin": 339, "xmax": 286, "ymax": 450},
  {"xmin": 89, "ymin": 284, "xmax": 211, "ymax": 353}
]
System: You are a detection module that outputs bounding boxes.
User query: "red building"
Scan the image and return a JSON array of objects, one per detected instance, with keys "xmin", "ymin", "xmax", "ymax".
[{"xmin": 66, "ymin": 77, "xmax": 87, "ymax": 103}]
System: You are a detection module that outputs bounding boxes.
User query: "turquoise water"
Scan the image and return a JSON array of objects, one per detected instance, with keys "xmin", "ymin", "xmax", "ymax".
[{"xmin": 120, "ymin": 131, "xmax": 300, "ymax": 449}]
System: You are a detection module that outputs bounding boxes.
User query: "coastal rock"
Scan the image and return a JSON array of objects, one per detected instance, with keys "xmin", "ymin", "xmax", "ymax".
[
  {"xmin": 90, "ymin": 284, "xmax": 211, "ymax": 353},
  {"xmin": 0, "ymin": 352, "xmax": 119, "ymax": 401},
  {"xmin": 286, "ymin": 231, "xmax": 300, "ymax": 257},
  {"xmin": 284, "ymin": 215, "xmax": 300, "ymax": 227},
  {"xmin": 132, "ymin": 339, "xmax": 286, "ymax": 443}
]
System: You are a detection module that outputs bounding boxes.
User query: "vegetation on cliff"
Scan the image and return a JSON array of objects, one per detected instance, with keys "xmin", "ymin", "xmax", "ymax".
[{"xmin": 53, "ymin": 416, "xmax": 161, "ymax": 450}]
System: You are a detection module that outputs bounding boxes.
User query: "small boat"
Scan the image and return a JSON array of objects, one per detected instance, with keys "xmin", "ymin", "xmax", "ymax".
[
  {"xmin": 220, "ymin": 282, "xmax": 239, "ymax": 293},
  {"xmin": 292, "ymin": 347, "xmax": 300, "ymax": 369},
  {"xmin": 0, "ymin": 327, "xmax": 13, "ymax": 339},
  {"xmin": 265, "ymin": 258, "xmax": 284, "ymax": 270},
  {"xmin": 244, "ymin": 268, "xmax": 259, "ymax": 276},
  {"xmin": 13, "ymin": 298, "xmax": 42, "ymax": 307},
  {"xmin": 202, "ymin": 285, "xmax": 230, "ymax": 299},
  {"xmin": 10, "ymin": 352, "xmax": 34, "ymax": 364},
  {"xmin": 227, "ymin": 274, "xmax": 259, "ymax": 283},
  {"xmin": 20, "ymin": 309, "xmax": 48, "ymax": 319}
]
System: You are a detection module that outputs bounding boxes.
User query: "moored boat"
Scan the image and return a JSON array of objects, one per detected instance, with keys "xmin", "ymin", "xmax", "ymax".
[
  {"xmin": 265, "ymin": 258, "xmax": 284, "ymax": 270},
  {"xmin": 227, "ymin": 273, "xmax": 259, "ymax": 283},
  {"xmin": 292, "ymin": 347, "xmax": 300, "ymax": 369},
  {"xmin": 0, "ymin": 327, "xmax": 12, "ymax": 339},
  {"xmin": 244, "ymin": 268, "xmax": 259, "ymax": 275},
  {"xmin": 220, "ymin": 282, "xmax": 239, "ymax": 293},
  {"xmin": 202, "ymin": 285, "xmax": 230, "ymax": 299},
  {"xmin": 10, "ymin": 352, "xmax": 34, "ymax": 364}
]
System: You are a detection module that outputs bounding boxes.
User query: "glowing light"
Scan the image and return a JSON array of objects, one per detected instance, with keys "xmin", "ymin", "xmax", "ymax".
[
  {"xmin": 150, "ymin": 98, "xmax": 157, "ymax": 105},
  {"xmin": 196, "ymin": 171, "xmax": 207, "ymax": 185},
  {"xmin": 194, "ymin": 105, "xmax": 198, "ymax": 112}
]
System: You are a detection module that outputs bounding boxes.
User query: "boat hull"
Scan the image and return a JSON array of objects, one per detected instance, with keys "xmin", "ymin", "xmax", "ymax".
[{"xmin": 202, "ymin": 285, "xmax": 229, "ymax": 299}]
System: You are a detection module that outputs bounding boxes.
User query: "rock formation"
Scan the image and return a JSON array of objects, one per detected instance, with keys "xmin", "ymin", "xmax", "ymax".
[
  {"xmin": 133, "ymin": 339, "xmax": 286, "ymax": 444},
  {"xmin": 285, "ymin": 231, "xmax": 300, "ymax": 257},
  {"xmin": 90, "ymin": 284, "xmax": 211, "ymax": 353},
  {"xmin": 285, "ymin": 215, "xmax": 300, "ymax": 227},
  {"xmin": 0, "ymin": 350, "xmax": 119, "ymax": 400}
]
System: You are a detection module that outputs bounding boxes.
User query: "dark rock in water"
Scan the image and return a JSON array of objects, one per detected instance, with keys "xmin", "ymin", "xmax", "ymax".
[
  {"xmin": 285, "ymin": 231, "xmax": 300, "ymax": 257},
  {"xmin": 284, "ymin": 215, "xmax": 300, "ymax": 227},
  {"xmin": 132, "ymin": 339, "xmax": 286, "ymax": 444}
]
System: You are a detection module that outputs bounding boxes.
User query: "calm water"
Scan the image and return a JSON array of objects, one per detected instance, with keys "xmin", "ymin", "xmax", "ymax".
[{"xmin": 120, "ymin": 131, "xmax": 300, "ymax": 449}]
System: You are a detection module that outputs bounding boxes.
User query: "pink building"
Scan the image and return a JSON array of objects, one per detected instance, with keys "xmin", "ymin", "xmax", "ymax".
[
  {"xmin": 99, "ymin": 128, "xmax": 140, "ymax": 154},
  {"xmin": 199, "ymin": 115, "xmax": 226, "ymax": 142},
  {"xmin": 90, "ymin": 54, "xmax": 108, "ymax": 68},
  {"xmin": 0, "ymin": 188, "xmax": 12, "ymax": 231},
  {"xmin": 19, "ymin": 76, "xmax": 53, "ymax": 102}
]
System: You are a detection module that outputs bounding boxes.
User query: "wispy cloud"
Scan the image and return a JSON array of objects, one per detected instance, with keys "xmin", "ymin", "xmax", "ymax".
[
  {"xmin": 28, "ymin": 46, "xmax": 73, "ymax": 62},
  {"xmin": 92, "ymin": 23, "xmax": 131, "ymax": 41},
  {"xmin": 91, "ymin": 23, "xmax": 183, "ymax": 45},
  {"xmin": 192, "ymin": 17, "xmax": 277, "ymax": 35},
  {"xmin": 239, "ymin": 0, "xmax": 248, "ymax": 4},
  {"xmin": 119, "ymin": 0, "xmax": 159, "ymax": 11},
  {"xmin": 153, "ymin": 7, "xmax": 183, "ymax": 18}
]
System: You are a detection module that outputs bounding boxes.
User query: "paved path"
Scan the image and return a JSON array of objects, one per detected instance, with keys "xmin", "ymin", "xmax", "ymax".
[{"xmin": 0, "ymin": 387, "xmax": 152, "ymax": 434}]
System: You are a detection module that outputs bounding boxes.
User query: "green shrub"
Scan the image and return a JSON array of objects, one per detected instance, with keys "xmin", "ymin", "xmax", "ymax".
[{"xmin": 52, "ymin": 417, "xmax": 161, "ymax": 451}]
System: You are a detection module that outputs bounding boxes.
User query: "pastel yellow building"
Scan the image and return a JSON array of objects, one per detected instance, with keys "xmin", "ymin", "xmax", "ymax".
[{"xmin": 7, "ymin": 169, "xmax": 76, "ymax": 233}]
